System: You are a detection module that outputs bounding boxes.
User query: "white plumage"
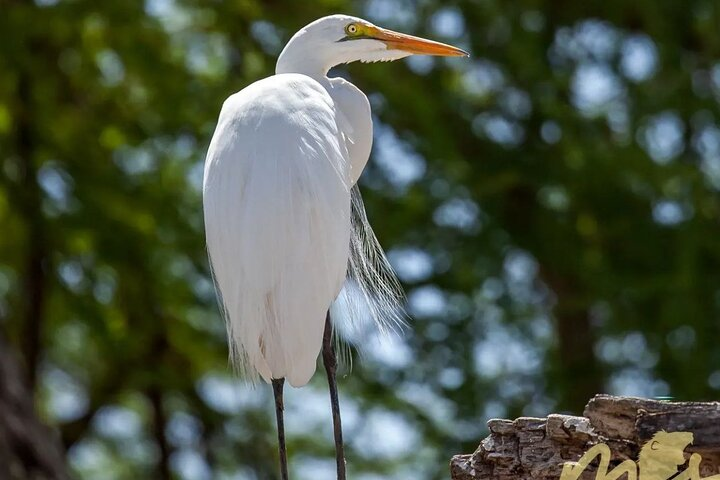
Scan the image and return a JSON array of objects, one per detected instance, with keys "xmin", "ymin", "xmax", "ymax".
[
  {"xmin": 203, "ymin": 14, "xmax": 466, "ymax": 389},
  {"xmin": 204, "ymin": 74, "xmax": 353, "ymax": 386}
]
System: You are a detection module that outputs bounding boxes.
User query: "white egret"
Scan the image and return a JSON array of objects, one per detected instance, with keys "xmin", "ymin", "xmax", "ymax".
[{"xmin": 203, "ymin": 14, "xmax": 467, "ymax": 479}]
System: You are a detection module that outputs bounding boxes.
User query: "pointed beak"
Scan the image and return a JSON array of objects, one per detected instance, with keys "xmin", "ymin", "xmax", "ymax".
[{"xmin": 370, "ymin": 26, "xmax": 469, "ymax": 57}]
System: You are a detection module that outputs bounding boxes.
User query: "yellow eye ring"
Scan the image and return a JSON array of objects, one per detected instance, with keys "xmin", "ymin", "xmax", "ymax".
[{"xmin": 346, "ymin": 24, "xmax": 358, "ymax": 35}]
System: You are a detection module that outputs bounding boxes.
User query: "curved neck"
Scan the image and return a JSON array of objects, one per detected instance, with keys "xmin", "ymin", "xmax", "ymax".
[{"xmin": 276, "ymin": 40, "xmax": 333, "ymax": 78}]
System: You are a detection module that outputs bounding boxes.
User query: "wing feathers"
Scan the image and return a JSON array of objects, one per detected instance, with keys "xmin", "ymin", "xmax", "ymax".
[
  {"xmin": 204, "ymin": 74, "xmax": 351, "ymax": 386},
  {"xmin": 203, "ymin": 73, "xmax": 405, "ymax": 387}
]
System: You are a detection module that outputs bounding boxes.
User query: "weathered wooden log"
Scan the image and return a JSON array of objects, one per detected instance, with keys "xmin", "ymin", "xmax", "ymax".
[{"xmin": 450, "ymin": 394, "xmax": 720, "ymax": 480}]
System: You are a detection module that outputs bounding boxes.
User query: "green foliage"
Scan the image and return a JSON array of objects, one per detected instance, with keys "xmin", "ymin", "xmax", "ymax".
[{"xmin": 1, "ymin": 0, "xmax": 719, "ymax": 479}]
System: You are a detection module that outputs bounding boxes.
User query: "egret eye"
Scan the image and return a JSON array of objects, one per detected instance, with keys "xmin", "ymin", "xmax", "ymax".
[{"xmin": 346, "ymin": 24, "xmax": 358, "ymax": 35}]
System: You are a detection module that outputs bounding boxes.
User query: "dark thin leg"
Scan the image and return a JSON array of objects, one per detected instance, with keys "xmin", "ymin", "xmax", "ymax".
[
  {"xmin": 322, "ymin": 312, "xmax": 346, "ymax": 480},
  {"xmin": 272, "ymin": 378, "xmax": 289, "ymax": 480}
]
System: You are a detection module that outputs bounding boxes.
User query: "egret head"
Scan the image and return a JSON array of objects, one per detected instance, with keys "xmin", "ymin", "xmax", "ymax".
[{"xmin": 276, "ymin": 15, "xmax": 468, "ymax": 76}]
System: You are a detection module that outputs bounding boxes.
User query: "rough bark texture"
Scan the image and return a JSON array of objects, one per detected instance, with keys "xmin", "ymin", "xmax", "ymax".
[
  {"xmin": 0, "ymin": 336, "xmax": 69, "ymax": 480},
  {"xmin": 451, "ymin": 394, "xmax": 720, "ymax": 480}
]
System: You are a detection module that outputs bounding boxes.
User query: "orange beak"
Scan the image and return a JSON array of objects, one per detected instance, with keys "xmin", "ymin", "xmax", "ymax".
[{"xmin": 369, "ymin": 26, "xmax": 469, "ymax": 57}]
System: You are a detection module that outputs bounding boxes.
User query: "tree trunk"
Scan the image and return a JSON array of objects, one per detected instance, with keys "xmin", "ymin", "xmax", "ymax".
[
  {"xmin": 451, "ymin": 394, "xmax": 720, "ymax": 480},
  {"xmin": 0, "ymin": 336, "xmax": 69, "ymax": 480}
]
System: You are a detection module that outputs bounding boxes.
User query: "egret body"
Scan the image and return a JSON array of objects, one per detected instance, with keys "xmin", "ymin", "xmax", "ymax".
[{"xmin": 203, "ymin": 14, "xmax": 467, "ymax": 479}]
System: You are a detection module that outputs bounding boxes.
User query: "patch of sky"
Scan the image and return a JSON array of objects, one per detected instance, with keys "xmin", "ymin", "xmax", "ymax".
[
  {"xmin": 571, "ymin": 63, "xmax": 625, "ymax": 117},
  {"xmin": 552, "ymin": 20, "xmax": 619, "ymax": 63},
  {"xmin": 638, "ymin": 111, "xmax": 685, "ymax": 164},
  {"xmin": 439, "ymin": 367, "xmax": 465, "ymax": 390},
  {"xmin": 145, "ymin": 0, "xmax": 195, "ymax": 33},
  {"xmin": 523, "ymin": 394, "xmax": 555, "ymax": 417},
  {"xmin": 606, "ymin": 103, "xmax": 631, "ymax": 139},
  {"xmin": 472, "ymin": 113, "xmax": 525, "ymax": 147},
  {"xmin": 472, "ymin": 303, "xmax": 505, "ymax": 333},
  {"xmin": 42, "ymin": 365, "xmax": 89, "ymax": 422},
  {"xmin": 503, "ymin": 249, "xmax": 538, "ymax": 286},
  {"xmin": 430, "ymin": 7, "xmax": 465, "ymax": 39},
  {"xmin": 478, "ymin": 277, "xmax": 504, "ymax": 302},
  {"xmin": 215, "ymin": 467, "xmax": 261, "ymax": 480},
  {"xmin": 407, "ymin": 285, "xmax": 447, "ymax": 318},
  {"xmin": 68, "ymin": 439, "xmax": 118, "ymax": 479},
  {"xmin": 38, "ymin": 162, "xmax": 72, "ymax": 202},
  {"xmin": 171, "ymin": 449, "xmax": 212, "ymax": 480},
  {"xmin": 364, "ymin": 0, "xmax": 418, "ymax": 30},
  {"xmin": 93, "ymin": 405, "xmax": 143, "ymax": 440},
  {"xmin": 574, "ymin": 20, "xmax": 619, "ymax": 60},
  {"xmin": 652, "ymin": 199, "xmax": 692, "ymax": 226},
  {"xmin": 406, "ymin": 55, "xmax": 435, "ymax": 75},
  {"xmin": 433, "ymin": 197, "xmax": 481, "ymax": 232},
  {"xmin": 38, "ymin": 162, "xmax": 76, "ymax": 215},
  {"xmin": 168, "ymin": 134, "xmax": 197, "ymax": 160},
  {"xmin": 620, "ymin": 34, "xmax": 658, "ymax": 82},
  {"xmin": 167, "ymin": 411, "xmax": 203, "ymax": 447},
  {"xmin": 620, "ymin": 331, "xmax": 658, "ymax": 367},
  {"xmin": 196, "ymin": 374, "xmax": 265, "ymax": 414},
  {"xmin": 145, "ymin": 0, "xmax": 173, "ymax": 19},
  {"xmin": 365, "ymin": 332, "xmax": 414, "ymax": 369},
  {"xmin": 292, "ymin": 457, "xmax": 336, "ymax": 480},
  {"xmin": 692, "ymin": 122, "xmax": 720, "ymax": 189},
  {"xmin": 58, "ymin": 259, "xmax": 85, "ymax": 293},
  {"xmin": 331, "ymin": 281, "xmax": 376, "ymax": 344},
  {"xmin": 461, "ymin": 59, "xmax": 504, "ymax": 97},
  {"xmin": 185, "ymin": 33, "xmax": 230, "ymax": 78},
  {"xmin": 609, "ymin": 368, "xmax": 669, "ymax": 398},
  {"xmin": 701, "ymin": 156, "xmax": 720, "ymax": 190},
  {"xmin": 372, "ymin": 122, "xmax": 426, "ymax": 192},
  {"xmin": 353, "ymin": 409, "xmax": 420, "ymax": 460},
  {"xmin": 528, "ymin": 314, "xmax": 553, "ymax": 343},
  {"xmin": 113, "ymin": 146, "xmax": 156, "ymax": 176},
  {"xmin": 285, "ymin": 387, "xmax": 360, "ymax": 437},
  {"xmin": 482, "ymin": 400, "xmax": 507, "ymax": 421},
  {"xmin": 95, "ymin": 49, "xmax": 125, "ymax": 87},
  {"xmin": 398, "ymin": 382, "xmax": 457, "ymax": 426},
  {"xmin": 386, "ymin": 247, "xmax": 434, "ymax": 283},
  {"xmin": 499, "ymin": 87, "xmax": 532, "ymax": 119},
  {"xmin": 503, "ymin": 249, "xmax": 543, "ymax": 305},
  {"xmin": 497, "ymin": 376, "xmax": 535, "ymax": 399},
  {"xmin": 93, "ymin": 267, "xmax": 117, "ymax": 304},
  {"xmin": 444, "ymin": 292, "xmax": 474, "ymax": 323},
  {"xmin": 425, "ymin": 322, "xmax": 449, "ymax": 342},
  {"xmin": 595, "ymin": 331, "xmax": 658, "ymax": 369},
  {"xmin": 367, "ymin": 92, "xmax": 387, "ymax": 113},
  {"xmin": 473, "ymin": 326, "xmax": 542, "ymax": 379},
  {"xmin": 250, "ymin": 21, "xmax": 284, "ymax": 55}
]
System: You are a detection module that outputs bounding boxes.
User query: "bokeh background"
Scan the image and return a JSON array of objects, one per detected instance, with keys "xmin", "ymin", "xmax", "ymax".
[{"xmin": 2, "ymin": 0, "xmax": 720, "ymax": 478}]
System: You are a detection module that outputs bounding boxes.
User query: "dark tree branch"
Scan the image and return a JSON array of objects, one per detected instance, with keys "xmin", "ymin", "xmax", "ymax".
[
  {"xmin": 149, "ymin": 387, "xmax": 172, "ymax": 480},
  {"xmin": 543, "ymin": 269, "xmax": 603, "ymax": 413},
  {"xmin": 15, "ymin": 45, "xmax": 47, "ymax": 393},
  {"xmin": 0, "ymin": 334, "xmax": 69, "ymax": 479}
]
